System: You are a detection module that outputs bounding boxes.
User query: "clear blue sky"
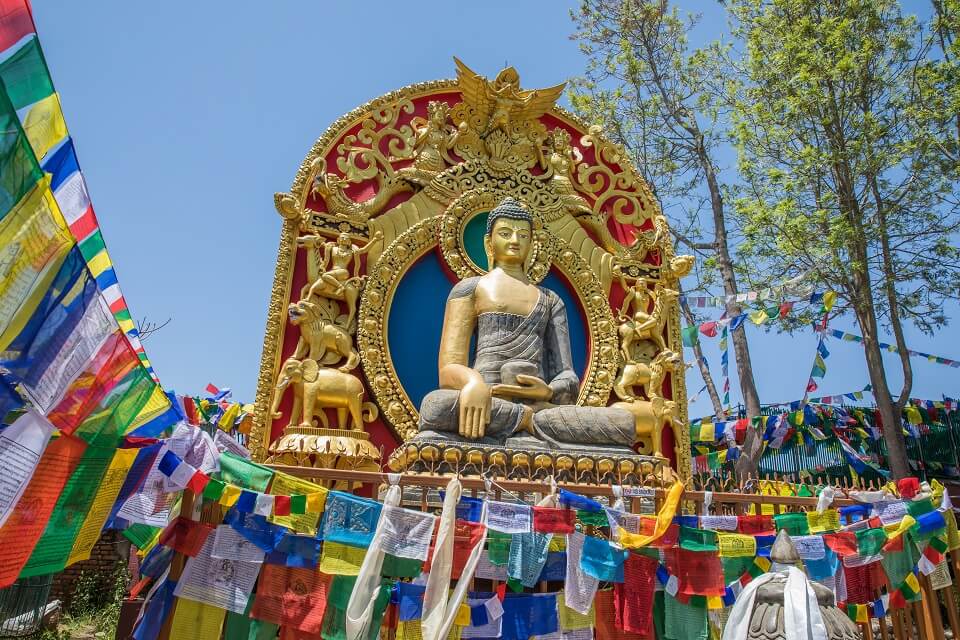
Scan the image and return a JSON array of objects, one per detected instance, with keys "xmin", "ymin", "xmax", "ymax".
[{"xmin": 30, "ymin": 1, "xmax": 960, "ymax": 415}]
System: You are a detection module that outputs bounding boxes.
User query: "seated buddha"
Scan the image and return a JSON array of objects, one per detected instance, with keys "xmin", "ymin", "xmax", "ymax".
[{"xmin": 418, "ymin": 197, "xmax": 636, "ymax": 453}]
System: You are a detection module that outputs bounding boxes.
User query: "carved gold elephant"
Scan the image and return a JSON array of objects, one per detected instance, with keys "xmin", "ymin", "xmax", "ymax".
[{"xmin": 271, "ymin": 358, "xmax": 377, "ymax": 431}]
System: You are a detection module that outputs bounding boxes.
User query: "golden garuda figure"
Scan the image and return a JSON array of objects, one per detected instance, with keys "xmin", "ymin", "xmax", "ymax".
[{"xmin": 253, "ymin": 58, "xmax": 694, "ymax": 483}]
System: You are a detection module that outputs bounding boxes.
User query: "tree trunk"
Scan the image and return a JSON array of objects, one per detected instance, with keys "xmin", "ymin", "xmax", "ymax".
[{"xmin": 696, "ymin": 141, "xmax": 763, "ymax": 477}]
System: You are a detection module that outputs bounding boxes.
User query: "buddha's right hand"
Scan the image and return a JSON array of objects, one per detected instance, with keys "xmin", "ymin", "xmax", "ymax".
[{"xmin": 458, "ymin": 378, "xmax": 491, "ymax": 440}]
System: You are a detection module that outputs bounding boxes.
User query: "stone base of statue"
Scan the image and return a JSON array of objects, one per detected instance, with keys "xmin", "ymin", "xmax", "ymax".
[
  {"xmin": 387, "ymin": 438, "xmax": 671, "ymax": 486},
  {"xmin": 266, "ymin": 427, "xmax": 381, "ymax": 480}
]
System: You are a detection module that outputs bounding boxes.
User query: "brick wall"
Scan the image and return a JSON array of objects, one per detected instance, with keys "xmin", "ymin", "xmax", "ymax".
[{"xmin": 51, "ymin": 530, "xmax": 131, "ymax": 609}]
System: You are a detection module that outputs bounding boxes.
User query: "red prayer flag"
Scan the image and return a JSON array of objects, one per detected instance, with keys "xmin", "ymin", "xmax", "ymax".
[
  {"xmin": 737, "ymin": 515, "xmax": 774, "ymax": 535},
  {"xmin": 823, "ymin": 532, "xmax": 858, "ymax": 556},
  {"xmin": 423, "ymin": 520, "xmax": 486, "ymax": 579},
  {"xmin": 250, "ymin": 565, "xmax": 332, "ymax": 634},
  {"xmin": 274, "ymin": 495, "xmax": 292, "ymax": 517},
  {"xmin": 158, "ymin": 516, "xmax": 214, "ymax": 557},
  {"xmin": 0, "ymin": 434, "xmax": 86, "ymax": 588},
  {"xmin": 532, "ymin": 506, "xmax": 575, "ymax": 534},
  {"xmin": 614, "ymin": 553, "xmax": 658, "ymax": 635},
  {"xmin": 665, "ymin": 547, "xmax": 725, "ymax": 596},
  {"xmin": 186, "ymin": 470, "xmax": 209, "ymax": 495},
  {"xmin": 897, "ymin": 478, "xmax": 919, "ymax": 499},
  {"xmin": 699, "ymin": 322, "xmax": 718, "ymax": 338},
  {"xmin": 594, "ymin": 588, "xmax": 650, "ymax": 640},
  {"xmin": 0, "ymin": 0, "xmax": 34, "ymax": 52}
]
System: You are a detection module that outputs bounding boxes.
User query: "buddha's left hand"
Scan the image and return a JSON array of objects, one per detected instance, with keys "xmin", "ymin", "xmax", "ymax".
[{"xmin": 490, "ymin": 374, "xmax": 553, "ymax": 402}]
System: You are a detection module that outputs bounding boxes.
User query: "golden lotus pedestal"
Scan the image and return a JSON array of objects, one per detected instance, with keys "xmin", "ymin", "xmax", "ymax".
[
  {"xmin": 266, "ymin": 426, "xmax": 381, "ymax": 476},
  {"xmin": 387, "ymin": 439, "xmax": 674, "ymax": 486}
]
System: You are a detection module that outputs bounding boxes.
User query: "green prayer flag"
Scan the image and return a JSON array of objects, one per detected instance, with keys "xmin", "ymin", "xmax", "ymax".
[
  {"xmin": 224, "ymin": 595, "xmax": 279, "ymax": 640},
  {"xmin": 74, "ymin": 367, "xmax": 156, "ymax": 448},
  {"xmin": 321, "ymin": 578, "xmax": 389, "ymax": 640},
  {"xmin": 906, "ymin": 498, "xmax": 934, "ymax": 518},
  {"xmin": 122, "ymin": 523, "xmax": 160, "ymax": 549},
  {"xmin": 78, "ymin": 230, "xmax": 106, "ymax": 261},
  {"xmin": 653, "ymin": 591, "xmax": 666, "ymax": 640},
  {"xmin": 290, "ymin": 494, "xmax": 307, "ymax": 515},
  {"xmin": 679, "ymin": 526, "xmax": 718, "ymax": 552},
  {"xmin": 487, "ymin": 531, "xmax": 511, "ymax": 565},
  {"xmin": 682, "ymin": 325, "xmax": 699, "ymax": 347},
  {"xmin": 855, "ymin": 527, "xmax": 887, "ymax": 557},
  {"xmin": 774, "ymin": 512, "xmax": 810, "ymax": 536},
  {"xmin": 381, "ymin": 553, "xmax": 423, "ymax": 578},
  {"xmin": 20, "ymin": 446, "xmax": 115, "ymax": 578},
  {"xmin": 217, "ymin": 452, "xmax": 273, "ymax": 492},
  {"xmin": 882, "ymin": 545, "xmax": 919, "ymax": 601},
  {"xmin": 664, "ymin": 593, "xmax": 707, "ymax": 640},
  {"xmin": 0, "ymin": 37, "xmax": 54, "ymax": 110},
  {"xmin": 203, "ymin": 478, "xmax": 226, "ymax": 501},
  {"xmin": 0, "ymin": 81, "xmax": 42, "ymax": 216},
  {"xmin": 577, "ymin": 509, "xmax": 608, "ymax": 526},
  {"xmin": 721, "ymin": 556, "xmax": 755, "ymax": 583},
  {"xmin": 507, "ymin": 577, "xmax": 524, "ymax": 592}
]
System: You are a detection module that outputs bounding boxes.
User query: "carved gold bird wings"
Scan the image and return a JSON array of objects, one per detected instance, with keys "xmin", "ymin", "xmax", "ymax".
[{"xmin": 454, "ymin": 57, "xmax": 565, "ymax": 133}]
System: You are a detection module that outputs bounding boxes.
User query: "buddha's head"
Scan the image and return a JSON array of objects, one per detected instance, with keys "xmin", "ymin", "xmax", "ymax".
[{"xmin": 484, "ymin": 197, "xmax": 533, "ymax": 271}]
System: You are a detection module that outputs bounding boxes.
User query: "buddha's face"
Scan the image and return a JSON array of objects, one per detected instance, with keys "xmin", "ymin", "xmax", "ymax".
[{"xmin": 486, "ymin": 217, "xmax": 531, "ymax": 268}]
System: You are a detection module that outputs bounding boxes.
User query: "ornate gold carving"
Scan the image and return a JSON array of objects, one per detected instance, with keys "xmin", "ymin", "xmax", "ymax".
[
  {"xmin": 388, "ymin": 439, "xmax": 668, "ymax": 486},
  {"xmin": 254, "ymin": 62, "xmax": 693, "ymax": 477}
]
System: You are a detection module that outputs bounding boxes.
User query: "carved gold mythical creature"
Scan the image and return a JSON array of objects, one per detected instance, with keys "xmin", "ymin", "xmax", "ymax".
[
  {"xmin": 618, "ymin": 282, "xmax": 678, "ymax": 355},
  {"xmin": 310, "ymin": 158, "xmax": 411, "ymax": 222},
  {"xmin": 287, "ymin": 299, "xmax": 359, "ymax": 371},
  {"xmin": 613, "ymin": 348, "xmax": 683, "ymax": 402}
]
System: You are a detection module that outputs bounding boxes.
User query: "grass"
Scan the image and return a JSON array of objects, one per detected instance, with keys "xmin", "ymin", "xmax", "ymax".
[{"xmin": 37, "ymin": 566, "xmax": 128, "ymax": 640}]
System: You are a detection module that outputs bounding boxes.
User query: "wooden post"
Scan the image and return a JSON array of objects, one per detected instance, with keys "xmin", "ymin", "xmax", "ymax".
[{"xmin": 918, "ymin": 574, "xmax": 946, "ymax": 640}]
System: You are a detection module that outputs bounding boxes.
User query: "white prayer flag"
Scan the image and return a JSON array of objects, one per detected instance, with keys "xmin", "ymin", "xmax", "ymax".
[
  {"xmin": 175, "ymin": 535, "xmax": 262, "ymax": 613},
  {"xmin": 564, "ymin": 532, "xmax": 599, "ymax": 616},
  {"xmin": 380, "ymin": 504, "xmax": 436, "ymax": 561},
  {"xmin": 211, "ymin": 525, "xmax": 266, "ymax": 564},
  {"xmin": 0, "ymin": 409, "xmax": 56, "ymax": 528},
  {"xmin": 487, "ymin": 501, "xmax": 532, "ymax": 534}
]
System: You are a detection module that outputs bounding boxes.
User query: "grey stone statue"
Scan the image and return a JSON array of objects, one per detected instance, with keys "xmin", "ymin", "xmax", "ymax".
[{"xmin": 417, "ymin": 197, "xmax": 635, "ymax": 453}]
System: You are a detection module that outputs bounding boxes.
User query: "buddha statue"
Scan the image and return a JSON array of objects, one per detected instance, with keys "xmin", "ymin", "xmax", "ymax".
[{"xmin": 417, "ymin": 197, "xmax": 637, "ymax": 453}]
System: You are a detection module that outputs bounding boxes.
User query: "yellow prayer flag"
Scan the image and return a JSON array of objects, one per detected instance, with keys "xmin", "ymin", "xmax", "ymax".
[
  {"xmin": 126, "ymin": 385, "xmax": 171, "ymax": 433},
  {"xmin": 86, "ymin": 249, "xmax": 112, "ymax": 277},
  {"xmin": 67, "ymin": 448, "xmax": 140, "ymax": 566},
  {"xmin": 169, "ymin": 598, "xmax": 226, "ymax": 640},
  {"xmin": 707, "ymin": 595, "xmax": 724, "ymax": 610},
  {"xmin": 620, "ymin": 482, "xmax": 683, "ymax": 549},
  {"xmin": 454, "ymin": 603, "xmax": 472, "ymax": 627},
  {"xmin": 749, "ymin": 309, "xmax": 768, "ymax": 325},
  {"xmin": 944, "ymin": 510, "xmax": 960, "ymax": 552},
  {"xmin": 806, "ymin": 509, "xmax": 841, "ymax": 534},
  {"xmin": 558, "ymin": 593, "xmax": 594, "ymax": 630},
  {"xmin": 855, "ymin": 604, "xmax": 868, "ymax": 623},
  {"xmin": 755, "ymin": 557, "xmax": 772, "ymax": 572},
  {"xmin": 23, "ymin": 93, "xmax": 67, "ymax": 160},
  {"xmin": 905, "ymin": 572, "xmax": 920, "ymax": 593},
  {"xmin": 319, "ymin": 541, "xmax": 366, "ymax": 576},
  {"xmin": 218, "ymin": 403, "xmax": 241, "ymax": 431},
  {"xmin": 269, "ymin": 472, "xmax": 326, "ymax": 535},
  {"xmin": 548, "ymin": 535, "xmax": 567, "ymax": 552},
  {"xmin": 822, "ymin": 291, "xmax": 837, "ymax": 312},
  {"xmin": 0, "ymin": 180, "xmax": 74, "ymax": 350},
  {"xmin": 884, "ymin": 515, "xmax": 917, "ymax": 542},
  {"xmin": 699, "ymin": 422, "xmax": 714, "ymax": 442},
  {"xmin": 221, "ymin": 484, "xmax": 241, "ymax": 507},
  {"xmin": 718, "ymin": 533, "xmax": 757, "ymax": 558},
  {"xmin": 306, "ymin": 491, "xmax": 327, "ymax": 514}
]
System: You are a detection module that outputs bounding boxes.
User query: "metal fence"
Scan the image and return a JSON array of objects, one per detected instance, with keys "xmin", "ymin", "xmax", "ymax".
[{"xmin": 0, "ymin": 575, "xmax": 54, "ymax": 637}]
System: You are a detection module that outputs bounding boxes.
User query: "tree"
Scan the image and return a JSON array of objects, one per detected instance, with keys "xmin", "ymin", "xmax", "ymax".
[
  {"xmin": 727, "ymin": 0, "xmax": 960, "ymax": 478},
  {"xmin": 569, "ymin": 0, "xmax": 766, "ymax": 475}
]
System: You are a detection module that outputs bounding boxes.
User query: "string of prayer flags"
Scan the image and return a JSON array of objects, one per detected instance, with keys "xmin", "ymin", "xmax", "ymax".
[
  {"xmin": 828, "ymin": 328, "xmax": 960, "ymax": 368},
  {"xmin": 680, "ymin": 287, "xmax": 829, "ymax": 310}
]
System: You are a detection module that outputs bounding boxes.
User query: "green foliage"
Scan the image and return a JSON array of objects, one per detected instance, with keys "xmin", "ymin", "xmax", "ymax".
[
  {"xmin": 39, "ymin": 567, "xmax": 128, "ymax": 640},
  {"xmin": 727, "ymin": 0, "xmax": 960, "ymax": 334}
]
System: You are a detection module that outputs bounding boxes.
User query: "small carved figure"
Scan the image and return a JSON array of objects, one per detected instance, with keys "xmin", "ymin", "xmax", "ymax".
[
  {"xmin": 288, "ymin": 300, "xmax": 359, "ymax": 371},
  {"xmin": 617, "ymin": 285, "xmax": 678, "ymax": 355},
  {"xmin": 399, "ymin": 101, "xmax": 458, "ymax": 186},
  {"xmin": 298, "ymin": 230, "xmax": 382, "ymax": 330},
  {"xmin": 610, "ymin": 396, "xmax": 681, "ymax": 458},
  {"xmin": 271, "ymin": 358, "xmax": 376, "ymax": 430}
]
